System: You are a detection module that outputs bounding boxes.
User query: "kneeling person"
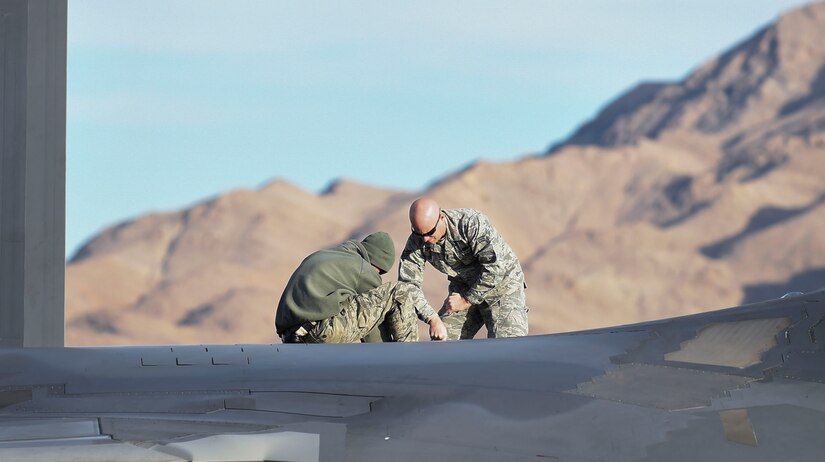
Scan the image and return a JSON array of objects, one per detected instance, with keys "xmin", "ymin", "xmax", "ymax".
[{"xmin": 276, "ymin": 232, "xmax": 420, "ymax": 343}]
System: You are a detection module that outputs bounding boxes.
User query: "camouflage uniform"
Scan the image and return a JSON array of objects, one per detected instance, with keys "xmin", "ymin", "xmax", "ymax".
[
  {"xmin": 276, "ymin": 238, "xmax": 426, "ymax": 344},
  {"xmin": 303, "ymin": 281, "xmax": 421, "ymax": 343},
  {"xmin": 399, "ymin": 208, "xmax": 528, "ymax": 339}
]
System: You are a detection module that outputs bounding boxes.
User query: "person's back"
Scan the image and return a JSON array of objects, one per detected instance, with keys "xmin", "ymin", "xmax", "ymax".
[
  {"xmin": 275, "ymin": 232, "xmax": 421, "ymax": 344},
  {"xmin": 276, "ymin": 240, "xmax": 379, "ymax": 336}
]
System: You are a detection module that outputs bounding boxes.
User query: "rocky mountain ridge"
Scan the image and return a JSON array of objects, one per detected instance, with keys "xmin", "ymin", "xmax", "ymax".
[{"xmin": 66, "ymin": 3, "xmax": 825, "ymax": 345}]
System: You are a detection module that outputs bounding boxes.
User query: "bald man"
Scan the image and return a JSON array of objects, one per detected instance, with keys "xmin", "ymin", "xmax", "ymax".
[{"xmin": 399, "ymin": 198, "xmax": 529, "ymax": 340}]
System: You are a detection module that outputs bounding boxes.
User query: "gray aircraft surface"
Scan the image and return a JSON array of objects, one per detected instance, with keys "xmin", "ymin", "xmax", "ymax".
[
  {"xmin": 2, "ymin": 290, "xmax": 825, "ymax": 461},
  {"xmin": 3, "ymin": 2, "xmax": 824, "ymax": 460}
]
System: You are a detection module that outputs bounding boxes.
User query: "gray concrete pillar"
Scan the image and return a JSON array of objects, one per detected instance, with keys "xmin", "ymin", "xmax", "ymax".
[{"xmin": 0, "ymin": 0, "xmax": 67, "ymax": 347}]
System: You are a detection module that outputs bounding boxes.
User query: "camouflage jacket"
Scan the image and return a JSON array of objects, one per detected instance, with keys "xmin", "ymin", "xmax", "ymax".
[{"xmin": 399, "ymin": 208, "xmax": 525, "ymax": 321}]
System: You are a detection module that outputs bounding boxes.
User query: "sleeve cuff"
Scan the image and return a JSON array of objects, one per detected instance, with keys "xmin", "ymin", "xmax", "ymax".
[
  {"xmin": 464, "ymin": 290, "xmax": 484, "ymax": 306},
  {"xmin": 417, "ymin": 305, "xmax": 438, "ymax": 323}
]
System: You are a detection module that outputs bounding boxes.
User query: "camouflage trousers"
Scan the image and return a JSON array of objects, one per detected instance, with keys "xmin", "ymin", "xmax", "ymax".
[
  {"xmin": 304, "ymin": 281, "xmax": 419, "ymax": 343},
  {"xmin": 440, "ymin": 288, "xmax": 528, "ymax": 340}
]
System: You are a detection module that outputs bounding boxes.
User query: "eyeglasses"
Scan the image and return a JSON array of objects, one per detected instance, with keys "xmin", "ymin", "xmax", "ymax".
[{"xmin": 412, "ymin": 212, "xmax": 441, "ymax": 237}]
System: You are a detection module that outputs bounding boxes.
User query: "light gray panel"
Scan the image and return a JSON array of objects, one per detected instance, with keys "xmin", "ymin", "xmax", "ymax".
[
  {"xmin": 225, "ymin": 391, "xmax": 379, "ymax": 417},
  {"xmin": 173, "ymin": 346, "xmax": 212, "ymax": 366},
  {"xmin": 641, "ymin": 405, "xmax": 825, "ymax": 461},
  {"xmin": 22, "ymin": 0, "xmax": 66, "ymax": 347},
  {"xmin": 159, "ymin": 431, "xmax": 320, "ymax": 462},
  {"xmin": 665, "ymin": 318, "xmax": 791, "ymax": 368},
  {"xmin": 140, "ymin": 347, "xmax": 177, "ymax": 366},
  {"xmin": 0, "ymin": 417, "xmax": 99, "ymax": 441},
  {"xmin": 209, "ymin": 345, "xmax": 249, "ymax": 365},
  {"xmin": 0, "ymin": 0, "xmax": 66, "ymax": 348},
  {"xmin": 99, "ymin": 417, "xmax": 274, "ymax": 443},
  {"xmin": 0, "ymin": 441, "xmax": 185, "ymax": 462},
  {"xmin": 567, "ymin": 363, "xmax": 754, "ymax": 410},
  {"xmin": 12, "ymin": 391, "xmax": 241, "ymax": 414},
  {"xmin": 140, "ymin": 346, "xmax": 250, "ymax": 366},
  {"xmin": 0, "ymin": 0, "xmax": 27, "ymax": 348}
]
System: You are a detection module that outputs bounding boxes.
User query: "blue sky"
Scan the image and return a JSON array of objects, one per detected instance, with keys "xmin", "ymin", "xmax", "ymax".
[{"xmin": 67, "ymin": 0, "xmax": 809, "ymax": 257}]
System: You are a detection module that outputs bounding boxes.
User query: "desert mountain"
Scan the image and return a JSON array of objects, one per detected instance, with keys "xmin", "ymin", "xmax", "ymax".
[{"xmin": 66, "ymin": 3, "xmax": 825, "ymax": 345}]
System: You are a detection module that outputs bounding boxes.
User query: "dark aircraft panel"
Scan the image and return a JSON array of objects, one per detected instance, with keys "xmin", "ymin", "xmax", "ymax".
[
  {"xmin": 1, "ymin": 289, "xmax": 825, "ymax": 461},
  {"xmin": 568, "ymin": 363, "xmax": 754, "ymax": 410}
]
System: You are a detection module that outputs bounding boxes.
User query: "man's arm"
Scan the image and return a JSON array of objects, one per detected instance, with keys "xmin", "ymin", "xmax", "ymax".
[
  {"xmin": 402, "ymin": 276, "xmax": 447, "ymax": 340},
  {"xmin": 462, "ymin": 212, "xmax": 510, "ymax": 306},
  {"xmin": 398, "ymin": 236, "xmax": 438, "ymax": 323}
]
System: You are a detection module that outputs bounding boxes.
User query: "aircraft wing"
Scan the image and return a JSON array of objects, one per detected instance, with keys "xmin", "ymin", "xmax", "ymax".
[{"xmin": 2, "ymin": 289, "xmax": 825, "ymax": 461}]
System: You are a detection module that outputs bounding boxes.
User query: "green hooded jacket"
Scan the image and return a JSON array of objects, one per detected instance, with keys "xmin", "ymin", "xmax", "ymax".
[{"xmin": 275, "ymin": 240, "xmax": 381, "ymax": 334}]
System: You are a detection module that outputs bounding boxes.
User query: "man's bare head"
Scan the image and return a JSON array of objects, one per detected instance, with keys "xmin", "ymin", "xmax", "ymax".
[{"xmin": 409, "ymin": 198, "xmax": 444, "ymax": 243}]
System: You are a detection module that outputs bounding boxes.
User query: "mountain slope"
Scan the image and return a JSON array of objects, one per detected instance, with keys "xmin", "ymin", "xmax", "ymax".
[{"xmin": 66, "ymin": 3, "xmax": 825, "ymax": 345}]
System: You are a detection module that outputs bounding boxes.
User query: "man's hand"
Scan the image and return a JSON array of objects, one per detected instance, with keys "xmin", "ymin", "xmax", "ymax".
[
  {"xmin": 429, "ymin": 317, "xmax": 448, "ymax": 341},
  {"xmin": 443, "ymin": 292, "xmax": 472, "ymax": 314}
]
